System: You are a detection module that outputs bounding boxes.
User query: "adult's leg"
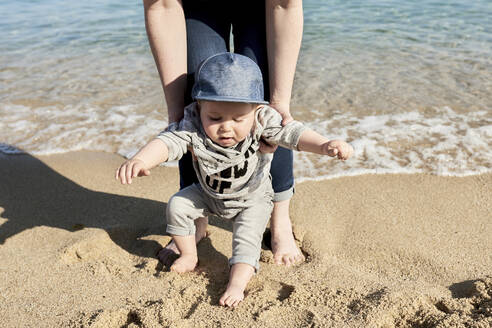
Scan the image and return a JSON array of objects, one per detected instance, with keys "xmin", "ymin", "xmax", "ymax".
[
  {"xmin": 231, "ymin": 1, "xmax": 303, "ymax": 266},
  {"xmin": 179, "ymin": 0, "xmax": 232, "ymax": 189},
  {"xmin": 269, "ymin": 149, "xmax": 304, "ymax": 266},
  {"xmin": 161, "ymin": 0, "xmax": 231, "ymax": 262}
]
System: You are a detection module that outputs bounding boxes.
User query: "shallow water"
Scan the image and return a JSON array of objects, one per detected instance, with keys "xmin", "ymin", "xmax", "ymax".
[{"xmin": 1, "ymin": 0, "xmax": 491, "ymax": 179}]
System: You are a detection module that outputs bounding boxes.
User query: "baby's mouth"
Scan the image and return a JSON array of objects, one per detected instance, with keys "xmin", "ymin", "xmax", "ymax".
[{"xmin": 218, "ymin": 136, "xmax": 235, "ymax": 145}]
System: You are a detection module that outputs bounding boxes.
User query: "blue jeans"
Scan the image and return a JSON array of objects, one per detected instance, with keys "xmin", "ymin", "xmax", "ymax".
[{"xmin": 180, "ymin": 0, "xmax": 294, "ymax": 202}]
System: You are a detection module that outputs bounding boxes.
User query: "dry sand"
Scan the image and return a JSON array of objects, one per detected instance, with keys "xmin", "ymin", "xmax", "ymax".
[{"xmin": 0, "ymin": 151, "xmax": 490, "ymax": 327}]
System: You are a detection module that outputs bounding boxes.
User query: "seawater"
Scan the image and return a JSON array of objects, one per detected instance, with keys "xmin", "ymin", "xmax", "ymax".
[{"xmin": 1, "ymin": 0, "xmax": 491, "ymax": 180}]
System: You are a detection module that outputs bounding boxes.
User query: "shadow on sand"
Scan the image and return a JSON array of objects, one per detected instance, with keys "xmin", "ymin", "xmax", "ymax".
[{"xmin": 0, "ymin": 150, "xmax": 233, "ymax": 268}]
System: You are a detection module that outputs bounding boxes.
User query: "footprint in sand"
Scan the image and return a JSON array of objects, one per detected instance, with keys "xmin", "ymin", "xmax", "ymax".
[
  {"xmin": 71, "ymin": 296, "xmax": 206, "ymax": 327},
  {"xmin": 353, "ymin": 276, "xmax": 492, "ymax": 327},
  {"xmin": 60, "ymin": 229, "xmax": 132, "ymax": 264},
  {"xmin": 59, "ymin": 227, "xmax": 166, "ymax": 279},
  {"xmin": 70, "ymin": 308, "xmax": 141, "ymax": 328}
]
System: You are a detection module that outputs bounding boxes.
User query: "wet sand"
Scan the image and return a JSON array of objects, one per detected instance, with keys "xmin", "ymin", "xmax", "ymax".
[{"xmin": 0, "ymin": 151, "xmax": 490, "ymax": 327}]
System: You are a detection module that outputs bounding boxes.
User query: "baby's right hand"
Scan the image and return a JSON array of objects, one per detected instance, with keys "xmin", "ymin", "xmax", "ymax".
[{"xmin": 115, "ymin": 158, "xmax": 150, "ymax": 184}]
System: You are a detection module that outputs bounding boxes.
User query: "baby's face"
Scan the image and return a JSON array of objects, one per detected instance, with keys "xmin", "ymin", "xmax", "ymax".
[{"xmin": 199, "ymin": 100, "xmax": 258, "ymax": 147}]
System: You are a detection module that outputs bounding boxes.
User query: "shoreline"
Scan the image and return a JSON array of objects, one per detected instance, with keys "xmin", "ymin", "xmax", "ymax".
[
  {"xmin": 1, "ymin": 151, "xmax": 491, "ymax": 327},
  {"xmin": 2, "ymin": 145, "xmax": 491, "ymax": 181}
]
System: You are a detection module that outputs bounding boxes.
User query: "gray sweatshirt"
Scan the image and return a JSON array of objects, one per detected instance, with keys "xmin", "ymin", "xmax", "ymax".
[{"xmin": 157, "ymin": 103, "xmax": 306, "ymax": 201}]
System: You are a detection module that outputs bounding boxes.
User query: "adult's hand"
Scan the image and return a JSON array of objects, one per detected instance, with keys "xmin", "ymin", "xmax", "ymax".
[
  {"xmin": 259, "ymin": 101, "xmax": 293, "ymax": 154},
  {"xmin": 269, "ymin": 101, "xmax": 293, "ymax": 126},
  {"xmin": 259, "ymin": 138, "xmax": 277, "ymax": 153}
]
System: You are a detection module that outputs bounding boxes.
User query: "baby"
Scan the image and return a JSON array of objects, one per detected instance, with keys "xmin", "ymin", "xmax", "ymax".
[{"xmin": 116, "ymin": 53, "xmax": 353, "ymax": 307}]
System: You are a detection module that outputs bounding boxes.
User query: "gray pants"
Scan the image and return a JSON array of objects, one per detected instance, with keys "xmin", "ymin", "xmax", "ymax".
[{"xmin": 165, "ymin": 184, "xmax": 273, "ymax": 270}]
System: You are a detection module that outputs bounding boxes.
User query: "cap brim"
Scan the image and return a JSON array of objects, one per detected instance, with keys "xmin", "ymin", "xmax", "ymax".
[{"xmin": 194, "ymin": 95, "xmax": 269, "ymax": 105}]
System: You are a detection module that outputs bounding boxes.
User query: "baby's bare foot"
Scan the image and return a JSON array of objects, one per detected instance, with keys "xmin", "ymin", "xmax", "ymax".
[
  {"xmin": 158, "ymin": 217, "xmax": 208, "ymax": 266},
  {"xmin": 219, "ymin": 284, "xmax": 245, "ymax": 308},
  {"xmin": 219, "ymin": 263, "xmax": 254, "ymax": 308},
  {"xmin": 170, "ymin": 254, "xmax": 198, "ymax": 273}
]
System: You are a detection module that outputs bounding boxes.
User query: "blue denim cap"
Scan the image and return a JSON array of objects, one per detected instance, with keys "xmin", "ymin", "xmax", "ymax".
[{"xmin": 192, "ymin": 52, "xmax": 269, "ymax": 104}]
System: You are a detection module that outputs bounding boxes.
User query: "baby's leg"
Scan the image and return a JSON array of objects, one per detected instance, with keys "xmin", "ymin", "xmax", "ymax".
[
  {"xmin": 219, "ymin": 263, "xmax": 255, "ymax": 307},
  {"xmin": 171, "ymin": 234, "xmax": 198, "ymax": 273},
  {"xmin": 220, "ymin": 199, "xmax": 273, "ymax": 307},
  {"xmin": 164, "ymin": 184, "xmax": 210, "ymax": 272},
  {"xmin": 157, "ymin": 217, "xmax": 208, "ymax": 266}
]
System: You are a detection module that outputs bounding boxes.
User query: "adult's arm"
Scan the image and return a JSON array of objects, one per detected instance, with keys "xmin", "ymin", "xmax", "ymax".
[
  {"xmin": 143, "ymin": 0, "xmax": 187, "ymax": 123},
  {"xmin": 265, "ymin": 0, "xmax": 303, "ymax": 125}
]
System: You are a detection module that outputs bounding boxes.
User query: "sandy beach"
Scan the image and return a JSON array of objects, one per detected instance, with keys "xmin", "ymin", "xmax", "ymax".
[
  {"xmin": 0, "ymin": 151, "xmax": 490, "ymax": 327},
  {"xmin": 2, "ymin": 0, "xmax": 491, "ymax": 326}
]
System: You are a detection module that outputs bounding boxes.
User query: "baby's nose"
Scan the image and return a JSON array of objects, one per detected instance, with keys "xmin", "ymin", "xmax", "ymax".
[{"xmin": 220, "ymin": 121, "xmax": 233, "ymax": 131}]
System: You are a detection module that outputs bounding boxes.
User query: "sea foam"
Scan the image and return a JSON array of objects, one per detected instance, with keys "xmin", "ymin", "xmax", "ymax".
[{"xmin": 1, "ymin": 103, "xmax": 490, "ymax": 179}]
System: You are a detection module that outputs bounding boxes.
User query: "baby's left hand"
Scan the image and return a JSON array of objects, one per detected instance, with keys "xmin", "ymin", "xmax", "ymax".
[{"xmin": 324, "ymin": 140, "xmax": 354, "ymax": 160}]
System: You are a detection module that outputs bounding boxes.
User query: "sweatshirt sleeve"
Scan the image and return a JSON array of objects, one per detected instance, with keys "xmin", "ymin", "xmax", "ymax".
[
  {"xmin": 155, "ymin": 121, "xmax": 192, "ymax": 161},
  {"xmin": 257, "ymin": 106, "xmax": 307, "ymax": 150},
  {"xmin": 155, "ymin": 103, "xmax": 202, "ymax": 161}
]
